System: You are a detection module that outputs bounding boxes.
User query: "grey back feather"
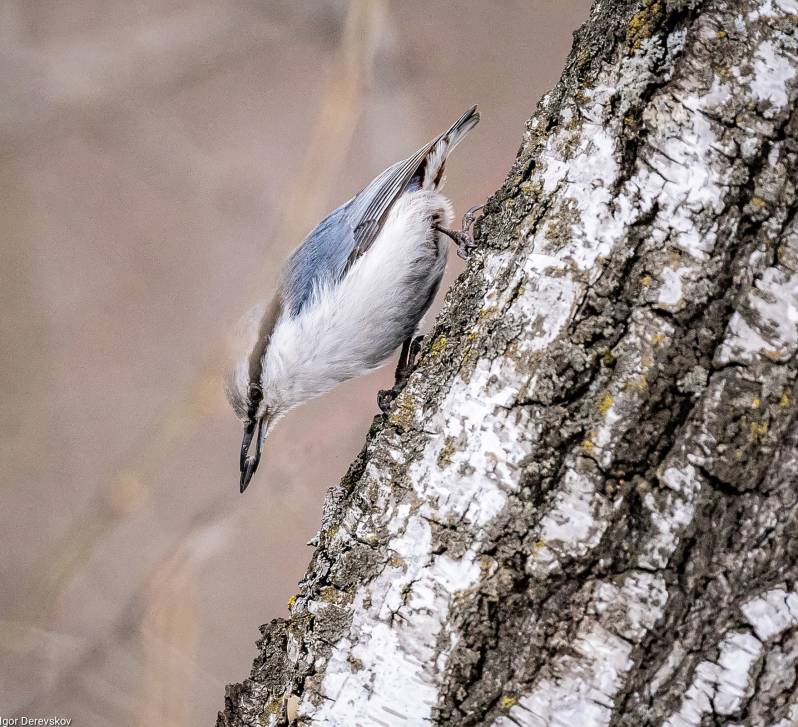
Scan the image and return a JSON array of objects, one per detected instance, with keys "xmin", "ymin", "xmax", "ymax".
[
  {"xmin": 281, "ymin": 205, "xmax": 355, "ymax": 317},
  {"xmin": 280, "ymin": 106, "xmax": 479, "ymax": 318}
]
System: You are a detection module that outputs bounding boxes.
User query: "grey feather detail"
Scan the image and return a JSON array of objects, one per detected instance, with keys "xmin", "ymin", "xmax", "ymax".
[
  {"xmin": 247, "ymin": 294, "xmax": 282, "ymax": 387},
  {"xmin": 281, "ymin": 205, "xmax": 355, "ymax": 318},
  {"xmin": 279, "ymin": 106, "xmax": 480, "ymax": 318},
  {"xmin": 345, "ymin": 105, "xmax": 480, "ymax": 267},
  {"xmin": 345, "ymin": 147, "xmax": 431, "ymax": 261},
  {"xmin": 437, "ymin": 104, "xmax": 481, "ymax": 153}
]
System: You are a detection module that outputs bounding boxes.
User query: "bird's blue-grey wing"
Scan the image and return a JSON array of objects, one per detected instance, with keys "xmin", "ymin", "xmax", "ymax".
[
  {"xmin": 344, "ymin": 105, "xmax": 479, "ymax": 266},
  {"xmin": 279, "ymin": 155, "xmax": 425, "ymax": 319},
  {"xmin": 280, "ymin": 204, "xmax": 356, "ymax": 318},
  {"xmin": 280, "ymin": 106, "xmax": 480, "ymax": 318},
  {"xmin": 279, "ymin": 150, "xmax": 431, "ymax": 318},
  {"xmin": 344, "ymin": 145, "xmax": 432, "ymax": 262}
]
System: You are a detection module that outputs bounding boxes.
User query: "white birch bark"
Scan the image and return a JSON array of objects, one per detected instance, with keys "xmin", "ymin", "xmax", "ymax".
[{"xmin": 219, "ymin": 0, "xmax": 798, "ymax": 724}]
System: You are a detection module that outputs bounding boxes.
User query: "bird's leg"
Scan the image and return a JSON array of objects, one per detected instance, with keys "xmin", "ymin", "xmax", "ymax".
[
  {"xmin": 434, "ymin": 204, "xmax": 485, "ymax": 260},
  {"xmin": 407, "ymin": 334, "xmax": 424, "ymax": 369},
  {"xmin": 394, "ymin": 338, "xmax": 412, "ymax": 382},
  {"xmin": 378, "ymin": 335, "xmax": 425, "ymax": 414}
]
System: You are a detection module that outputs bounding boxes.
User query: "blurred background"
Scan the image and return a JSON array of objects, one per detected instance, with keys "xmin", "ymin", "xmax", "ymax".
[{"xmin": 1, "ymin": 1, "xmax": 589, "ymax": 724}]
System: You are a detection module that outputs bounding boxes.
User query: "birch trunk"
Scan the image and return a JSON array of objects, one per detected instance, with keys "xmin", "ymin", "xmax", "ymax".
[{"xmin": 218, "ymin": 0, "xmax": 798, "ymax": 724}]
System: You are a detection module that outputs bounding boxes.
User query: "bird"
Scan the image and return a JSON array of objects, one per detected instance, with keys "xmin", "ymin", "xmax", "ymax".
[{"xmin": 226, "ymin": 106, "xmax": 481, "ymax": 492}]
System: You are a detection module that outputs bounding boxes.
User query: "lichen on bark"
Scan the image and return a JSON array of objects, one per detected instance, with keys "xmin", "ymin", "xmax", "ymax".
[{"xmin": 218, "ymin": 1, "xmax": 798, "ymax": 725}]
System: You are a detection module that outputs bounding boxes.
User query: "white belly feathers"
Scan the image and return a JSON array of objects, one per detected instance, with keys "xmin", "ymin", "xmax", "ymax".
[{"xmin": 262, "ymin": 190, "xmax": 453, "ymax": 413}]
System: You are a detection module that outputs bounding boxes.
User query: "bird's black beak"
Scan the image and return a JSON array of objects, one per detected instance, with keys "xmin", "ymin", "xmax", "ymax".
[{"xmin": 240, "ymin": 418, "xmax": 267, "ymax": 493}]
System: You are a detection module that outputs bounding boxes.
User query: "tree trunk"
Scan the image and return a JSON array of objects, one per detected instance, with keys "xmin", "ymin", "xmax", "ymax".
[{"xmin": 218, "ymin": 0, "xmax": 798, "ymax": 724}]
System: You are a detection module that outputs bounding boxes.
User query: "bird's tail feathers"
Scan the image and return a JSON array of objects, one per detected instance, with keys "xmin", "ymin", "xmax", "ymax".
[
  {"xmin": 422, "ymin": 105, "xmax": 480, "ymax": 190},
  {"xmin": 441, "ymin": 105, "xmax": 480, "ymax": 152}
]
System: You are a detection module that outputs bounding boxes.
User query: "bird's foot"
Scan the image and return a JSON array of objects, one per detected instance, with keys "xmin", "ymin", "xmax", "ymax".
[
  {"xmin": 461, "ymin": 203, "xmax": 484, "ymax": 233},
  {"xmin": 377, "ymin": 387, "xmax": 397, "ymax": 414},
  {"xmin": 378, "ymin": 335, "xmax": 425, "ymax": 414},
  {"xmin": 434, "ymin": 204, "xmax": 484, "ymax": 260}
]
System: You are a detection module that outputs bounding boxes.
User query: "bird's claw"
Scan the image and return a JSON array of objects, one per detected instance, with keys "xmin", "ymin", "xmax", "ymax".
[
  {"xmin": 435, "ymin": 204, "xmax": 484, "ymax": 259},
  {"xmin": 461, "ymin": 204, "xmax": 484, "ymax": 233},
  {"xmin": 377, "ymin": 388, "xmax": 397, "ymax": 414}
]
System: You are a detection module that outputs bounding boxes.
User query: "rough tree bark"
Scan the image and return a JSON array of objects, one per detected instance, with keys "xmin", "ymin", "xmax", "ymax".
[{"xmin": 218, "ymin": 0, "xmax": 798, "ymax": 724}]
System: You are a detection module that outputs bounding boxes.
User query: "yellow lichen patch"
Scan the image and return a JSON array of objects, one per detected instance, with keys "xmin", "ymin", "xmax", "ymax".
[
  {"xmin": 751, "ymin": 196, "xmax": 767, "ymax": 209},
  {"xmin": 625, "ymin": 376, "xmax": 648, "ymax": 392},
  {"xmin": 388, "ymin": 391, "xmax": 417, "ymax": 428},
  {"xmin": 780, "ymin": 391, "xmax": 791, "ymax": 407},
  {"xmin": 499, "ymin": 695, "xmax": 518, "ymax": 710},
  {"xmin": 750, "ymin": 420, "xmax": 769, "ymax": 439},
  {"xmin": 640, "ymin": 274, "xmax": 652, "ymax": 287},
  {"xmin": 459, "ymin": 348, "xmax": 480, "ymax": 383},
  {"xmin": 651, "ymin": 332, "xmax": 665, "ymax": 346},
  {"xmin": 718, "ymin": 67, "xmax": 732, "ymax": 81},
  {"xmin": 479, "ymin": 554, "xmax": 498, "ymax": 576},
  {"xmin": 624, "ymin": 115, "xmax": 637, "ymax": 126},
  {"xmin": 668, "ymin": 250, "xmax": 684, "ymax": 266},
  {"xmin": 751, "ymin": 396, "xmax": 761, "ymax": 409},
  {"xmin": 262, "ymin": 697, "xmax": 283, "ymax": 718},
  {"xmin": 602, "ymin": 350, "xmax": 616, "ymax": 367},
  {"xmin": 598, "ymin": 392, "xmax": 615, "ymax": 416},
  {"xmin": 466, "ymin": 330, "xmax": 479, "ymax": 342},
  {"xmin": 437, "ymin": 437, "xmax": 456, "ymax": 468},
  {"xmin": 627, "ymin": 0, "xmax": 663, "ymax": 50},
  {"xmin": 429, "ymin": 335, "xmax": 448, "ymax": 357},
  {"xmin": 320, "ymin": 586, "xmax": 343, "ymax": 604},
  {"xmin": 287, "ymin": 594, "xmax": 297, "ymax": 608},
  {"xmin": 716, "ymin": 30, "xmax": 727, "ymax": 39},
  {"xmin": 581, "ymin": 437, "xmax": 595, "ymax": 452},
  {"xmin": 389, "ymin": 554, "xmax": 406, "ymax": 569},
  {"xmin": 531, "ymin": 539, "xmax": 547, "ymax": 553}
]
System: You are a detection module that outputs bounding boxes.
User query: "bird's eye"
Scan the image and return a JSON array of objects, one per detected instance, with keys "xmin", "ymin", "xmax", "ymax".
[{"xmin": 247, "ymin": 382, "xmax": 263, "ymax": 404}]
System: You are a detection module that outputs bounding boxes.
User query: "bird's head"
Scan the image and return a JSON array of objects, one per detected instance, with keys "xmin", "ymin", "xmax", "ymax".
[
  {"xmin": 227, "ymin": 379, "xmax": 272, "ymax": 493},
  {"xmin": 225, "ymin": 297, "xmax": 282, "ymax": 493}
]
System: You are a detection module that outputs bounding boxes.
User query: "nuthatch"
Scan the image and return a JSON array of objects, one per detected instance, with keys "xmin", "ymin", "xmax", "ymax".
[{"xmin": 226, "ymin": 106, "xmax": 481, "ymax": 492}]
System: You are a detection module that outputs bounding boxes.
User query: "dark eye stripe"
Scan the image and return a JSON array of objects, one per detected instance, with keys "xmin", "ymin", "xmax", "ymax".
[{"xmin": 246, "ymin": 294, "xmax": 282, "ymax": 419}]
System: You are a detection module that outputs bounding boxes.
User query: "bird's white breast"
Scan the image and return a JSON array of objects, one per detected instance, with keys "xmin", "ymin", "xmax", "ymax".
[{"xmin": 262, "ymin": 189, "xmax": 453, "ymax": 413}]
